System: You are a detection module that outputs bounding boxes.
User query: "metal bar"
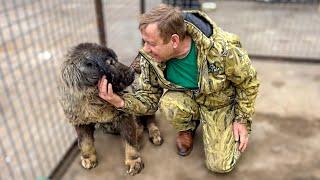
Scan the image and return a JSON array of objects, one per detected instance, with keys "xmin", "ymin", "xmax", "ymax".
[
  {"xmin": 140, "ymin": 0, "xmax": 145, "ymax": 14},
  {"xmin": 140, "ymin": 0, "xmax": 145, "ymax": 46},
  {"xmin": 250, "ymin": 54, "xmax": 320, "ymax": 64},
  {"xmin": 94, "ymin": 0, "xmax": 107, "ymax": 46},
  {"xmin": 48, "ymin": 140, "xmax": 78, "ymax": 180}
]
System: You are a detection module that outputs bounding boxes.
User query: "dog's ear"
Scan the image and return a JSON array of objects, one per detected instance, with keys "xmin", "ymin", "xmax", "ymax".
[{"xmin": 106, "ymin": 48, "xmax": 118, "ymax": 60}]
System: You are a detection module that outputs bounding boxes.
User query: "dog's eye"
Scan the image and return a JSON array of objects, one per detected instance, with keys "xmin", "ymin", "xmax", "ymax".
[
  {"xmin": 86, "ymin": 62, "xmax": 93, "ymax": 67},
  {"xmin": 106, "ymin": 59, "xmax": 114, "ymax": 65}
]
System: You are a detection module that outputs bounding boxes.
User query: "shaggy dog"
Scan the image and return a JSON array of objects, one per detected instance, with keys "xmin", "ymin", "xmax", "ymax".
[{"xmin": 58, "ymin": 43, "xmax": 163, "ymax": 175}]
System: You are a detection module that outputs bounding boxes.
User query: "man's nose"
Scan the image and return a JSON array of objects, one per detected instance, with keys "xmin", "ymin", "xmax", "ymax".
[{"xmin": 143, "ymin": 43, "xmax": 150, "ymax": 52}]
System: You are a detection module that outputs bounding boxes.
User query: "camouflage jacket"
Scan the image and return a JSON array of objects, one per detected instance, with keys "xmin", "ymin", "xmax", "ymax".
[{"xmin": 122, "ymin": 10, "xmax": 259, "ymax": 129}]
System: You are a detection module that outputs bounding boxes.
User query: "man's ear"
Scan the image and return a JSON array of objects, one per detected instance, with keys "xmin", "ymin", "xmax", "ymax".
[{"xmin": 171, "ymin": 34, "xmax": 180, "ymax": 49}]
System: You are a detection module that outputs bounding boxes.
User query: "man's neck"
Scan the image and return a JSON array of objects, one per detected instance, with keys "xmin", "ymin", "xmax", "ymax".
[{"xmin": 175, "ymin": 36, "xmax": 192, "ymax": 59}]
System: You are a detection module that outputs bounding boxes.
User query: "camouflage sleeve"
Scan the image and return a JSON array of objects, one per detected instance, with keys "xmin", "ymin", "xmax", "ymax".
[
  {"xmin": 224, "ymin": 45, "xmax": 260, "ymax": 132},
  {"xmin": 121, "ymin": 54, "xmax": 163, "ymax": 116}
]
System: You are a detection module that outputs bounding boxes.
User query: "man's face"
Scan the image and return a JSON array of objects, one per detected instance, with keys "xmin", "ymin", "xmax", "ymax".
[{"xmin": 141, "ymin": 23, "xmax": 174, "ymax": 63}]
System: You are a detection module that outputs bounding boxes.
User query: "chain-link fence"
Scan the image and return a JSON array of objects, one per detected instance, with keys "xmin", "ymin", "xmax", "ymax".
[
  {"xmin": 0, "ymin": 0, "xmax": 146, "ymax": 179},
  {"xmin": 1, "ymin": 0, "xmax": 320, "ymax": 180},
  {"xmin": 0, "ymin": 0, "xmax": 101, "ymax": 179}
]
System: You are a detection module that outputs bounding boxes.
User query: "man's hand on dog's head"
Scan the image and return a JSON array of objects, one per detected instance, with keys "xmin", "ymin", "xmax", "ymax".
[{"xmin": 98, "ymin": 75, "xmax": 125, "ymax": 108}]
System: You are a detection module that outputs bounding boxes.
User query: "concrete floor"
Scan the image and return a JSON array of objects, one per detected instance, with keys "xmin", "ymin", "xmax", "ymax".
[{"xmin": 61, "ymin": 60, "xmax": 320, "ymax": 180}]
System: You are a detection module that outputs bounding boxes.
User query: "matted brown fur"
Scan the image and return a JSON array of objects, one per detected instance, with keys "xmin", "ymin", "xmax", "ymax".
[{"xmin": 58, "ymin": 43, "xmax": 162, "ymax": 175}]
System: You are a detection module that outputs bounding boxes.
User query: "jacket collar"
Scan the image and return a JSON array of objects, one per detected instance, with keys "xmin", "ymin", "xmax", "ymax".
[{"xmin": 183, "ymin": 10, "xmax": 216, "ymax": 51}]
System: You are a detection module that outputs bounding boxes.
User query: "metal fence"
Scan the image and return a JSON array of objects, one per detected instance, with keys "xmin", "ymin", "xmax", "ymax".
[
  {"xmin": 164, "ymin": 0, "xmax": 320, "ymax": 61},
  {"xmin": 0, "ymin": 0, "xmax": 135, "ymax": 179},
  {"xmin": 211, "ymin": 0, "xmax": 320, "ymax": 61},
  {"xmin": 1, "ymin": 0, "xmax": 320, "ymax": 180},
  {"xmin": 0, "ymin": 0, "xmax": 146, "ymax": 179}
]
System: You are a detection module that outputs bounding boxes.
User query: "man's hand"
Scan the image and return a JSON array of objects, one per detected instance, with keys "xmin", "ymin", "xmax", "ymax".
[
  {"xmin": 98, "ymin": 76, "xmax": 125, "ymax": 108},
  {"xmin": 232, "ymin": 122, "xmax": 249, "ymax": 153}
]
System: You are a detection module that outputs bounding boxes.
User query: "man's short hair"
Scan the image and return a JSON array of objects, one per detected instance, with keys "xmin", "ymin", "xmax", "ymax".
[{"xmin": 139, "ymin": 4, "xmax": 186, "ymax": 43}]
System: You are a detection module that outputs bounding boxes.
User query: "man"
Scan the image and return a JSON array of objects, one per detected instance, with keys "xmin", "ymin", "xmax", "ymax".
[{"xmin": 98, "ymin": 4, "xmax": 259, "ymax": 173}]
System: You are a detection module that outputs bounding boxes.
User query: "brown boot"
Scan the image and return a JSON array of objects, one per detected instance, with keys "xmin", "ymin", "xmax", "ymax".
[
  {"xmin": 176, "ymin": 121, "xmax": 200, "ymax": 156},
  {"xmin": 176, "ymin": 130, "xmax": 194, "ymax": 156}
]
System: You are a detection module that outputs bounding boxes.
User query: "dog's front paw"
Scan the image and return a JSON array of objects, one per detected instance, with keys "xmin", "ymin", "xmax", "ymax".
[
  {"xmin": 125, "ymin": 156, "xmax": 144, "ymax": 176},
  {"xmin": 149, "ymin": 129, "xmax": 163, "ymax": 146},
  {"xmin": 80, "ymin": 154, "xmax": 97, "ymax": 169}
]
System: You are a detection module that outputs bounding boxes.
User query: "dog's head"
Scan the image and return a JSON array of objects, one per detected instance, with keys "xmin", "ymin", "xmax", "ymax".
[{"xmin": 61, "ymin": 43, "xmax": 135, "ymax": 92}]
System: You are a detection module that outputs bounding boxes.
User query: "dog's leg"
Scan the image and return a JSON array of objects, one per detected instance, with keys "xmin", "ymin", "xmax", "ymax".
[
  {"xmin": 74, "ymin": 123, "xmax": 97, "ymax": 169},
  {"xmin": 124, "ymin": 141, "xmax": 144, "ymax": 176},
  {"xmin": 118, "ymin": 114, "xmax": 144, "ymax": 175},
  {"xmin": 142, "ymin": 115, "xmax": 163, "ymax": 145}
]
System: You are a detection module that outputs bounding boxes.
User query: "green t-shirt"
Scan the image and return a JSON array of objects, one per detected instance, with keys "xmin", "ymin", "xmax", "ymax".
[{"xmin": 165, "ymin": 40, "xmax": 198, "ymax": 89}]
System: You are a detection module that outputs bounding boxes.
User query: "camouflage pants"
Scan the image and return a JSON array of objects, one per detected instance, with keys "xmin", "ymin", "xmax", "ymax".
[{"xmin": 159, "ymin": 90, "xmax": 240, "ymax": 173}]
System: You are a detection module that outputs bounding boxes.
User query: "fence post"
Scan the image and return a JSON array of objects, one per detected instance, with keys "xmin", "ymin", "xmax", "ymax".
[
  {"xmin": 94, "ymin": 0, "xmax": 107, "ymax": 46},
  {"xmin": 140, "ymin": 0, "xmax": 145, "ymax": 14},
  {"xmin": 140, "ymin": 0, "xmax": 145, "ymax": 46}
]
